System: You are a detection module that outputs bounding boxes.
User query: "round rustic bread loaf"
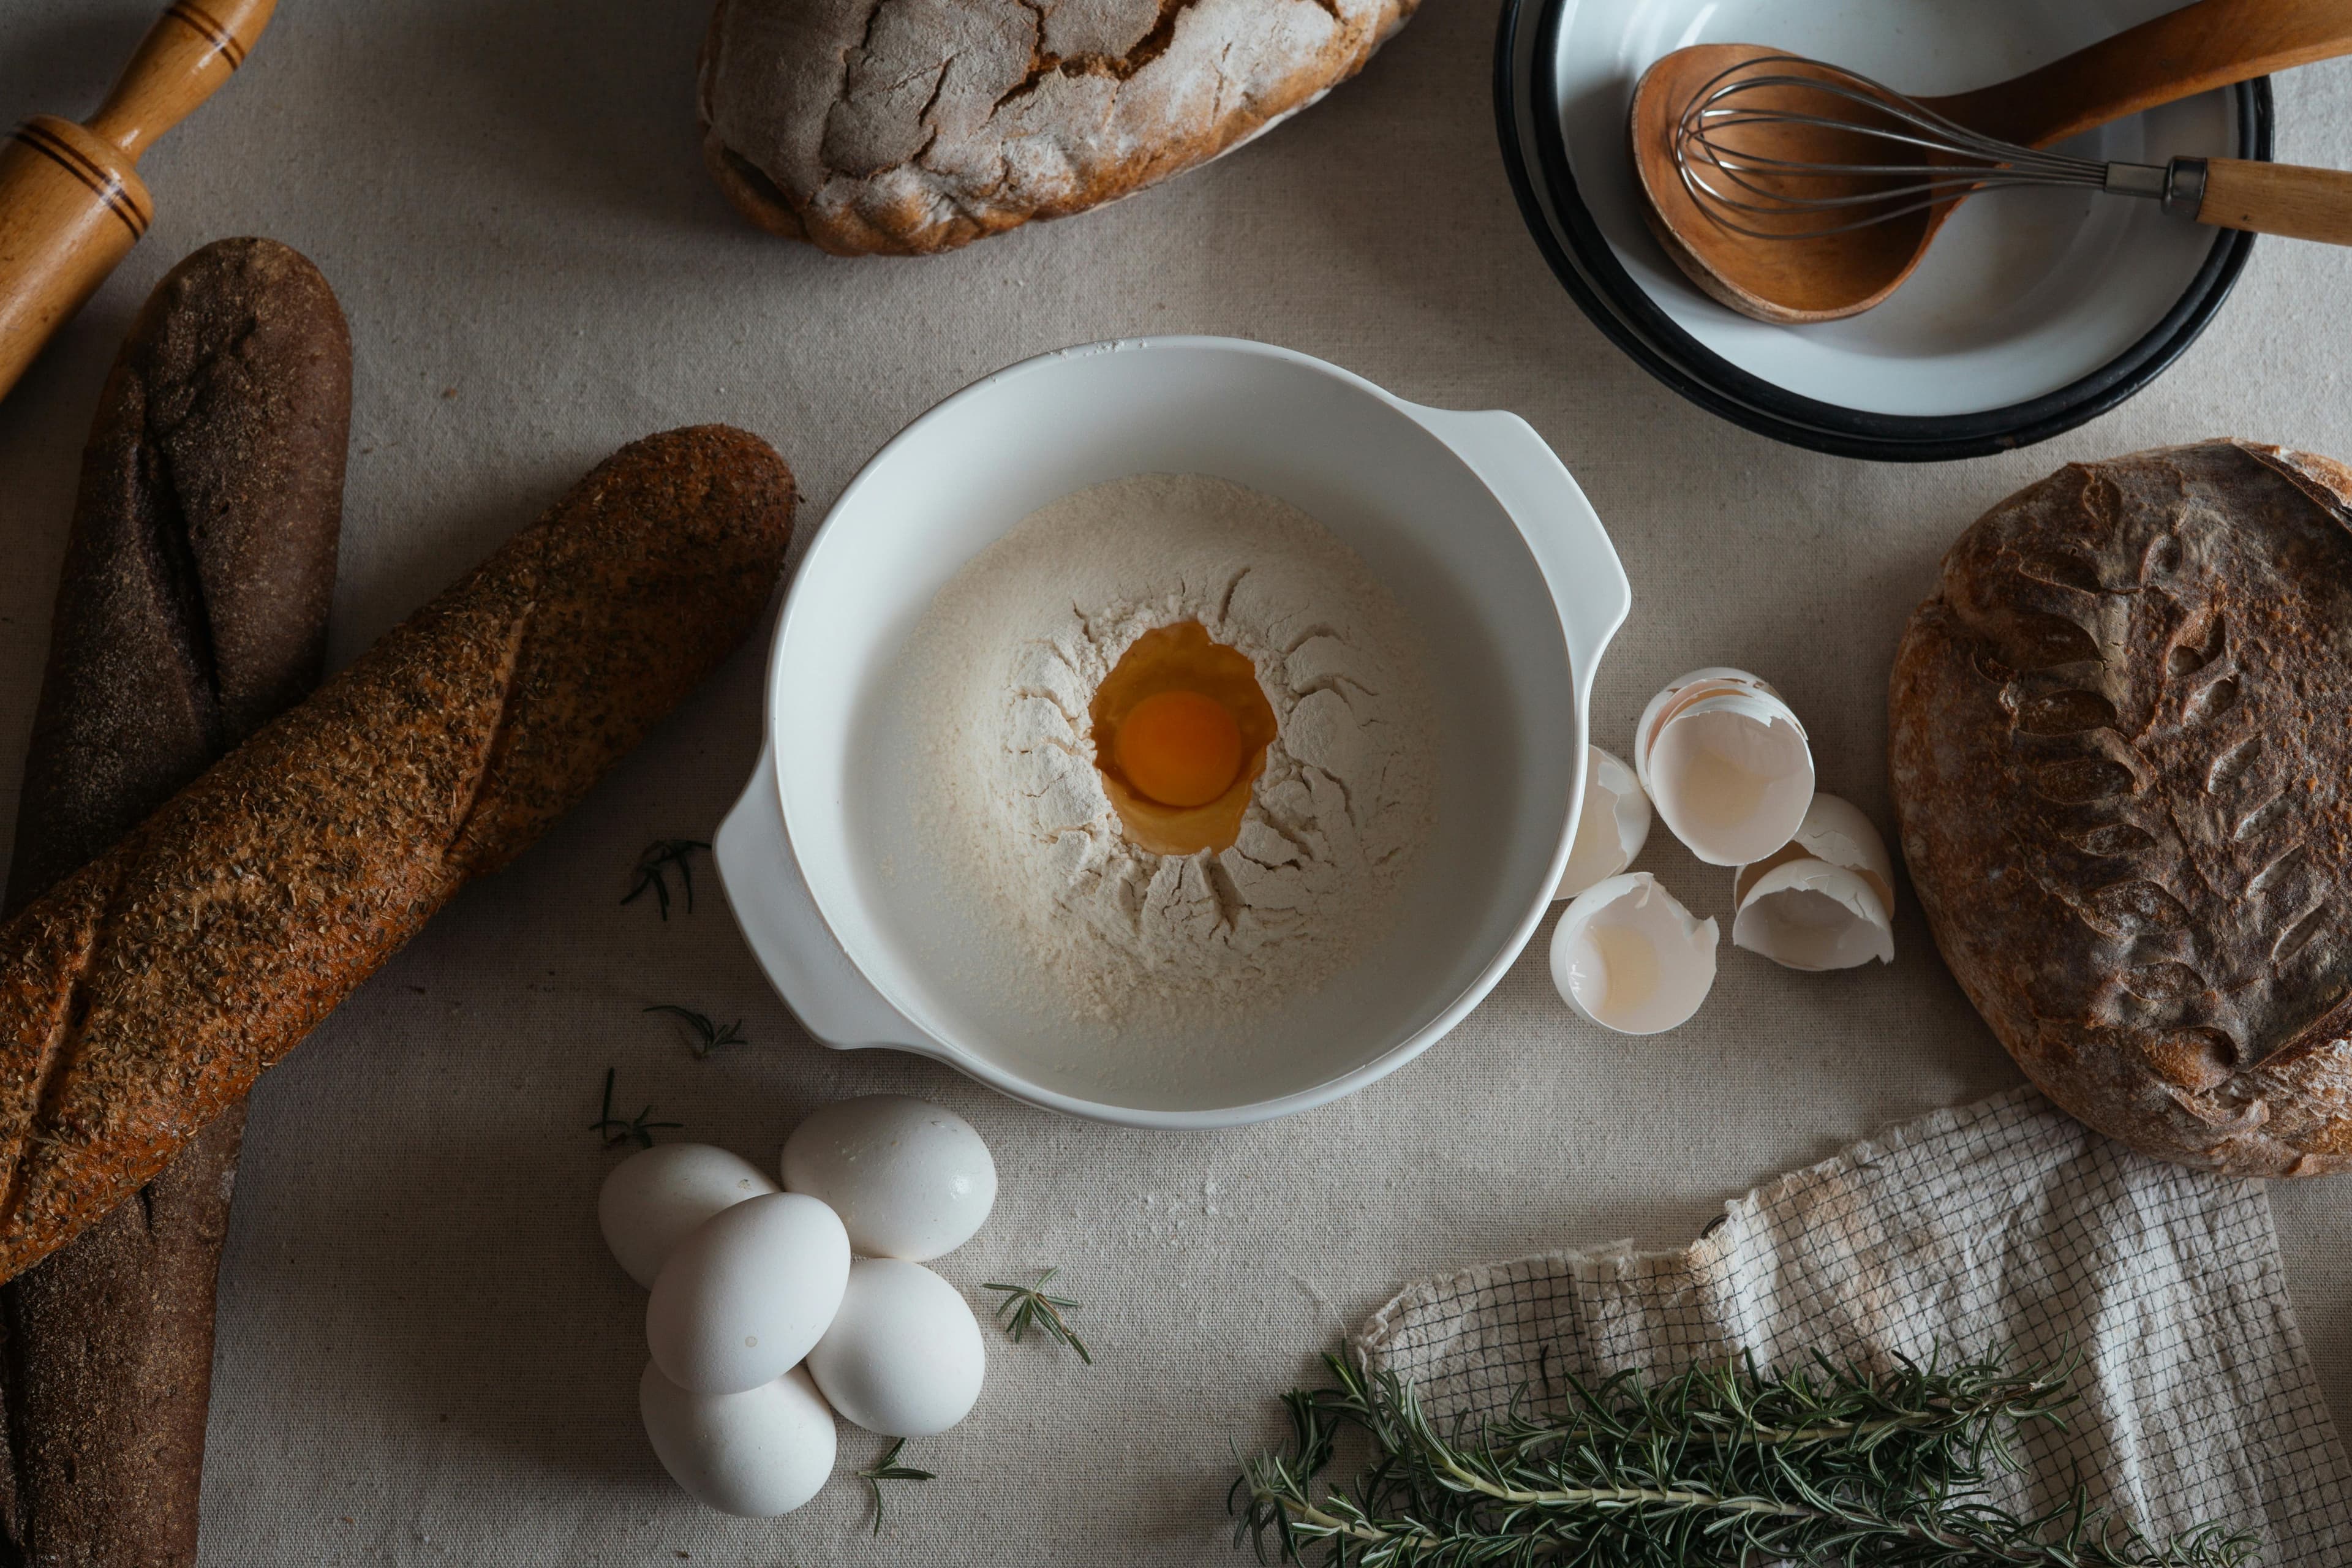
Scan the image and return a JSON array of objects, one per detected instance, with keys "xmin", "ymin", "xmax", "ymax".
[
  {"xmin": 1891, "ymin": 440, "xmax": 2352, "ymax": 1177},
  {"xmin": 696, "ymin": 0, "xmax": 1417, "ymax": 255}
]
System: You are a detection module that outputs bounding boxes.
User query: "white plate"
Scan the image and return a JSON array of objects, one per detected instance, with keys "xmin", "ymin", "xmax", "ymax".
[{"xmin": 1545, "ymin": 0, "xmax": 2245, "ymax": 417}]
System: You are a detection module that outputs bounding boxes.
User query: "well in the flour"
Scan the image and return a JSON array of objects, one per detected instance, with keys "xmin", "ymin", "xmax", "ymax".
[
  {"xmin": 1090, "ymin": 620, "xmax": 1278, "ymax": 856},
  {"xmin": 889, "ymin": 472, "xmax": 1439, "ymax": 1028}
]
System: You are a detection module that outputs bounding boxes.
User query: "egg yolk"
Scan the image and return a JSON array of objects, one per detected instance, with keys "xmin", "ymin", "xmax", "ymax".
[
  {"xmin": 1114, "ymin": 690, "xmax": 1244, "ymax": 808},
  {"xmin": 1090, "ymin": 621, "xmax": 1277, "ymax": 856}
]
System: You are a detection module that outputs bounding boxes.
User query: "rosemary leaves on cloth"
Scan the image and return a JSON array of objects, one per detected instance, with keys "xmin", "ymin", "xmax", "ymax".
[{"xmin": 1354, "ymin": 1087, "xmax": 2352, "ymax": 1563}]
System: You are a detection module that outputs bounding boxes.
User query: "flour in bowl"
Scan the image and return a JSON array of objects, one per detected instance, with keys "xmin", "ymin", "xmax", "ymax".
[{"xmin": 892, "ymin": 473, "xmax": 1438, "ymax": 1024}]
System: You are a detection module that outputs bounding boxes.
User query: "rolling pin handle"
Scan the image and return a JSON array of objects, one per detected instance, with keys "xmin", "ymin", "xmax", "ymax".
[
  {"xmin": 0, "ymin": 0, "xmax": 274, "ymax": 407},
  {"xmin": 87, "ymin": 0, "xmax": 277, "ymax": 161}
]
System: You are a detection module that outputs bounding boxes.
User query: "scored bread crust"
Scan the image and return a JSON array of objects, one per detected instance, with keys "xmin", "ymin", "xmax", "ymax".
[
  {"xmin": 1890, "ymin": 440, "xmax": 2352, "ymax": 1178},
  {"xmin": 696, "ymin": 0, "xmax": 1419, "ymax": 256},
  {"xmin": 0, "ymin": 426, "xmax": 794, "ymax": 1282}
]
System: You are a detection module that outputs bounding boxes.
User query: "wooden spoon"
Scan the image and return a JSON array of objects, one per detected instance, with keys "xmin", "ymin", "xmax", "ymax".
[{"xmin": 1630, "ymin": 0, "xmax": 2352, "ymax": 323}]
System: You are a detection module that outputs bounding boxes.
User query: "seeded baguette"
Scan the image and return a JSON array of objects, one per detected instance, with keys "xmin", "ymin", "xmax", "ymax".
[
  {"xmin": 0, "ymin": 236, "xmax": 350, "ymax": 1568},
  {"xmin": 0, "ymin": 424, "xmax": 795, "ymax": 1282}
]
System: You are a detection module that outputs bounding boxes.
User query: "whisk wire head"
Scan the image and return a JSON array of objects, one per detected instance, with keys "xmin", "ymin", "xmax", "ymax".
[{"xmin": 1672, "ymin": 56, "xmax": 2111, "ymax": 239}]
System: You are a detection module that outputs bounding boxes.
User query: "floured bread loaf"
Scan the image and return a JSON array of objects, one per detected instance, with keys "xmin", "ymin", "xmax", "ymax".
[
  {"xmin": 1891, "ymin": 441, "xmax": 2352, "ymax": 1177},
  {"xmin": 696, "ymin": 0, "xmax": 1417, "ymax": 255}
]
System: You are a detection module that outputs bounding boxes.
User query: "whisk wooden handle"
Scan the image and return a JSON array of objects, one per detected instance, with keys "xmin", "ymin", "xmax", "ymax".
[
  {"xmin": 0, "ymin": 0, "xmax": 274, "ymax": 406},
  {"xmin": 2195, "ymin": 158, "xmax": 2352, "ymax": 246}
]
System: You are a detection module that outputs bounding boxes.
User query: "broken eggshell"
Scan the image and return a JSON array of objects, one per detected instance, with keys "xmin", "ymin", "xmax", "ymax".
[
  {"xmin": 1731, "ymin": 794, "xmax": 1896, "ymax": 971},
  {"xmin": 1556, "ymin": 746, "xmax": 1653, "ymax": 900},
  {"xmin": 1548, "ymin": 872, "xmax": 1718, "ymax": 1035},
  {"xmin": 1633, "ymin": 668, "xmax": 1814, "ymax": 867}
]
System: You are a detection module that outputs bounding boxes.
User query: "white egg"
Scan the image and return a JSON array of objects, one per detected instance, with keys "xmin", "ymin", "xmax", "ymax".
[
  {"xmin": 805, "ymin": 1258, "xmax": 986, "ymax": 1438},
  {"xmin": 1633, "ymin": 667, "xmax": 1815, "ymax": 867},
  {"xmin": 599, "ymin": 1144, "xmax": 779, "ymax": 1289},
  {"xmin": 1556, "ymin": 745, "xmax": 1653, "ymax": 900},
  {"xmin": 1549, "ymin": 872, "xmax": 1718, "ymax": 1035},
  {"xmin": 647, "ymin": 1192, "xmax": 850, "ymax": 1395},
  {"xmin": 639, "ymin": 1360, "xmax": 835, "ymax": 1517},
  {"xmin": 781, "ymin": 1096, "xmax": 996, "ymax": 1262},
  {"xmin": 1732, "ymin": 793, "xmax": 1898, "ymax": 971}
]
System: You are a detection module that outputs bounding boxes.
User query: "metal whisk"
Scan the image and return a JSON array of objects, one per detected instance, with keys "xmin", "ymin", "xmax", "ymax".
[{"xmin": 1672, "ymin": 55, "xmax": 2209, "ymax": 240}]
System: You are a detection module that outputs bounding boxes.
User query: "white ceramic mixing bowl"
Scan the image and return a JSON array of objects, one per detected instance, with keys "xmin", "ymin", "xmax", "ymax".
[{"xmin": 715, "ymin": 337, "xmax": 1628, "ymax": 1128}]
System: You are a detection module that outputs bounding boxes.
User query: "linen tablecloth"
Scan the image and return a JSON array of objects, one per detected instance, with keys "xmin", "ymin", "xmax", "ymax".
[{"xmin": 1, "ymin": 1, "xmax": 2349, "ymax": 1561}]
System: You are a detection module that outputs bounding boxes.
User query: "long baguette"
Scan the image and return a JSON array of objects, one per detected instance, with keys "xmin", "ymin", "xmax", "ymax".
[
  {"xmin": 0, "ymin": 236, "xmax": 349, "ymax": 1568},
  {"xmin": 0, "ymin": 424, "xmax": 794, "ymax": 1281}
]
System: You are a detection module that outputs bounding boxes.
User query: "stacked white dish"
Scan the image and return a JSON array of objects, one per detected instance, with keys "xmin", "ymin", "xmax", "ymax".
[{"xmin": 1493, "ymin": 0, "xmax": 2268, "ymax": 459}]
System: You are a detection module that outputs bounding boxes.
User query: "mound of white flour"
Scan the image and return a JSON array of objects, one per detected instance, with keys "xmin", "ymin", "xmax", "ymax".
[{"xmin": 894, "ymin": 473, "xmax": 1437, "ymax": 1023}]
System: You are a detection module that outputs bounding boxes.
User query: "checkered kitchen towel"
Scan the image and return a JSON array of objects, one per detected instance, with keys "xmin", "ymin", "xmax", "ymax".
[{"xmin": 1357, "ymin": 1087, "xmax": 2352, "ymax": 1562}]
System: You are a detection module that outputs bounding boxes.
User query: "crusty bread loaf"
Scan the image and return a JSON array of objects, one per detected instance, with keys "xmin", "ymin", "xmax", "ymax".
[
  {"xmin": 1890, "ymin": 440, "xmax": 2352, "ymax": 1178},
  {"xmin": 697, "ymin": 0, "xmax": 1419, "ymax": 255},
  {"xmin": 0, "ymin": 425, "xmax": 794, "ymax": 1281},
  {"xmin": 0, "ymin": 236, "xmax": 349, "ymax": 1568}
]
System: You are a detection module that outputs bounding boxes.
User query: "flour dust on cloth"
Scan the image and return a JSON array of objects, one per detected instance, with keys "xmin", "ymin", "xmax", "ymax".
[{"xmin": 1358, "ymin": 1088, "xmax": 2352, "ymax": 1563}]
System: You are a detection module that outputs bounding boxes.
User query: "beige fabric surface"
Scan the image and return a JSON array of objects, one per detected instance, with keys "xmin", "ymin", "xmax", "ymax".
[
  {"xmin": 0, "ymin": 1, "xmax": 2348, "ymax": 1562},
  {"xmin": 1362, "ymin": 1087, "xmax": 2352, "ymax": 1564}
]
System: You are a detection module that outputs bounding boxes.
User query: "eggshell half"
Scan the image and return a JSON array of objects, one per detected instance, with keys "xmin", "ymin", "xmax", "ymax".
[
  {"xmin": 1730, "ymin": 794, "xmax": 1898, "ymax": 971},
  {"xmin": 1732, "ymin": 861, "xmax": 1894, "ymax": 970},
  {"xmin": 1732, "ymin": 792, "xmax": 1896, "ymax": 913},
  {"xmin": 1634, "ymin": 668, "xmax": 1813, "ymax": 867},
  {"xmin": 782, "ymin": 1096, "xmax": 997, "ymax": 1262},
  {"xmin": 600, "ymin": 1144, "xmax": 779, "ymax": 1289},
  {"xmin": 1548, "ymin": 872, "xmax": 1718, "ymax": 1035},
  {"xmin": 1556, "ymin": 746, "xmax": 1652, "ymax": 900},
  {"xmin": 805, "ymin": 1258, "xmax": 987, "ymax": 1438},
  {"xmin": 647, "ymin": 1192, "xmax": 850, "ymax": 1395},
  {"xmin": 1632, "ymin": 666, "xmax": 1779, "ymax": 770},
  {"xmin": 639, "ymin": 1360, "xmax": 835, "ymax": 1517}
]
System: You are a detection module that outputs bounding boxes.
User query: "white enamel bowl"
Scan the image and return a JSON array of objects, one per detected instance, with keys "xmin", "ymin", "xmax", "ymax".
[{"xmin": 715, "ymin": 337, "xmax": 1629, "ymax": 1129}]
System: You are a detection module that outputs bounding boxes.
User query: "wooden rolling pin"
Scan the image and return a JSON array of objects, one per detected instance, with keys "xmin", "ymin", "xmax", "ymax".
[{"xmin": 0, "ymin": 0, "xmax": 274, "ymax": 405}]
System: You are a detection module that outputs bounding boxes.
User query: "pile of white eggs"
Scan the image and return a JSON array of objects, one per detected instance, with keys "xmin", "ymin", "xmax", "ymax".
[
  {"xmin": 1548, "ymin": 666, "xmax": 1899, "ymax": 1035},
  {"xmin": 598, "ymin": 1095, "xmax": 998, "ymax": 1517}
]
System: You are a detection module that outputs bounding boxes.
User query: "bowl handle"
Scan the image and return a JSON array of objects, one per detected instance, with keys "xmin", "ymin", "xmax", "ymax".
[
  {"xmin": 1407, "ymin": 405, "xmax": 1630, "ymax": 899},
  {"xmin": 1403, "ymin": 405, "xmax": 1631, "ymax": 725},
  {"xmin": 714, "ymin": 741, "xmax": 935, "ymax": 1054}
]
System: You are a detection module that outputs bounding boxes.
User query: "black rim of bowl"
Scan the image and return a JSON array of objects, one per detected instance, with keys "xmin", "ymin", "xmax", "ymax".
[{"xmin": 1493, "ymin": 0, "xmax": 2273, "ymax": 462}]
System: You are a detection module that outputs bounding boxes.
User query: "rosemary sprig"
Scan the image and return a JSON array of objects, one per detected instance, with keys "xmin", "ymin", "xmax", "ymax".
[
  {"xmin": 982, "ymin": 1268, "xmax": 1091, "ymax": 1364},
  {"xmin": 858, "ymin": 1438, "xmax": 935, "ymax": 1535},
  {"xmin": 589, "ymin": 1067, "xmax": 682, "ymax": 1150},
  {"xmin": 644, "ymin": 1004, "xmax": 747, "ymax": 1059},
  {"xmin": 624, "ymin": 838, "xmax": 710, "ymax": 920},
  {"xmin": 1232, "ymin": 1349, "xmax": 2258, "ymax": 1567}
]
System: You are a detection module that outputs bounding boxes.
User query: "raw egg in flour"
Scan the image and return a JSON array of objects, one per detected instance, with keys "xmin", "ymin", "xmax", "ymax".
[
  {"xmin": 1116, "ymin": 691, "xmax": 1243, "ymax": 808},
  {"xmin": 1090, "ymin": 621, "xmax": 1276, "ymax": 856}
]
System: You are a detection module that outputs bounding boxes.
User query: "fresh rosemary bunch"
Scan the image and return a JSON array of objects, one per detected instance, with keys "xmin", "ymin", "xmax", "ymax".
[{"xmin": 1232, "ymin": 1349, "xmax": 2256, "ymax": 1568}]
